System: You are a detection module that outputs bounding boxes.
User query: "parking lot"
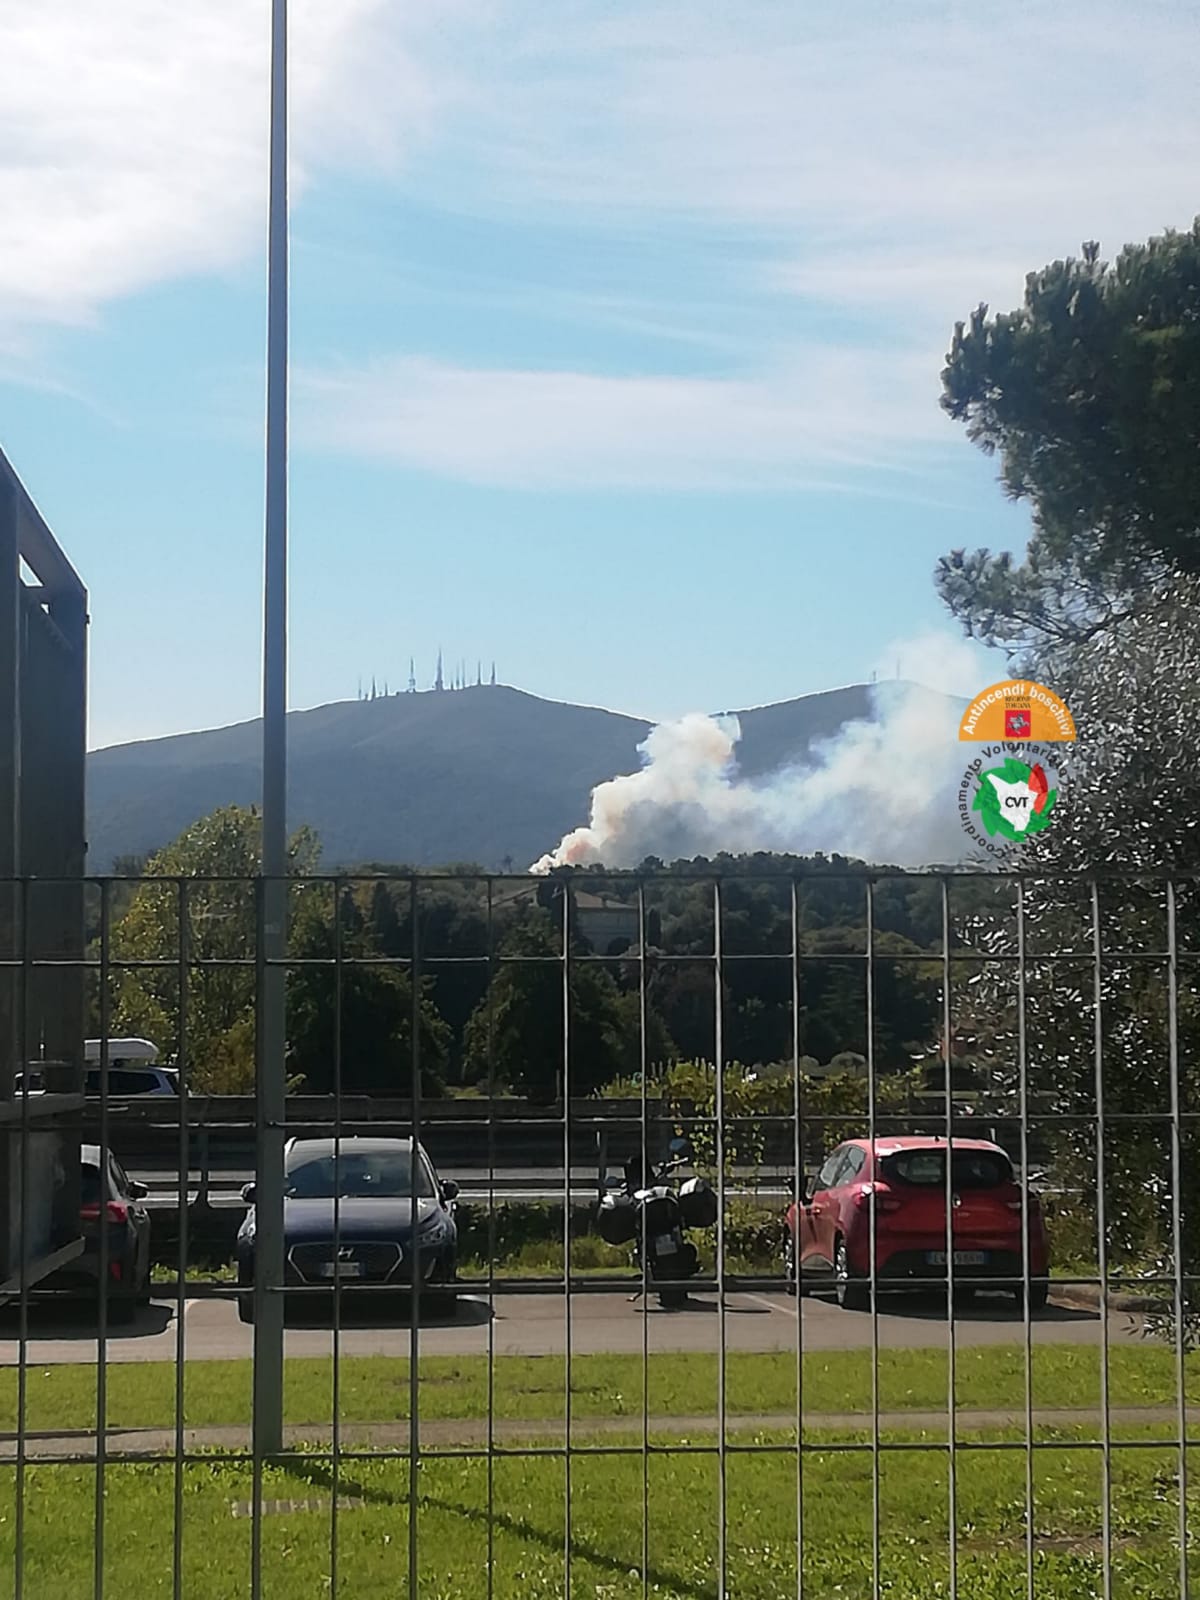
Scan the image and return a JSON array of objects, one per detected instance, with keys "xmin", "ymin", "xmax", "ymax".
[{"xmin": 0, "ymin": 1284, "xmax": 1139, "ymax": 1366}]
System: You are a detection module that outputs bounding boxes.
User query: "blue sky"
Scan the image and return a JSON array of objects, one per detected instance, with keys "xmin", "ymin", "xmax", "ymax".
[{"xmin": 1, "ymin": 1, "xmax": 1196, "ymax": 750}]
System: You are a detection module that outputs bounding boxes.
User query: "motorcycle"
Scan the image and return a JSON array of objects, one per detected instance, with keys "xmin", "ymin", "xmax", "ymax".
[{"xmin": 596, "ymin": 1136, "xmax": 718, "ymax": 1308}]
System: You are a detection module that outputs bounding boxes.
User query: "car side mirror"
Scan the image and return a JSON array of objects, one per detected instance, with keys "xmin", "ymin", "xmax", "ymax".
[
  {"xmin": 441, "ymin": 1180, "xmax": 459, "ymax": 1203},
  {"xmin": 803, "ymin": 1175, "xmax": 817, "ymax": 1203},
  {"xmin": 241, "ymin": 1183, "xmax": 256, "ymax": 1206},
  {"xmin": 127, "ymin": 1180, "xmax": 149, "ymax": 1200}
]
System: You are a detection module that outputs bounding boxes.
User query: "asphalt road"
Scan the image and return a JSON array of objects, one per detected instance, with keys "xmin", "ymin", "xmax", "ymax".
[{"xmin": 0, "ymin": 1287, "xmax": 1140, "ymax": 1367}]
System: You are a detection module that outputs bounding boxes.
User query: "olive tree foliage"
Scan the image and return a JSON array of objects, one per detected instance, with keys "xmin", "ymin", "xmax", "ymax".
[
  {"xmin": 600, "ymin": 1059, "xmax": 926, "ymax": 1186},
  {"xmin": 957, "ymin": 592, "xmax": 1200, "ymax": 1297}
]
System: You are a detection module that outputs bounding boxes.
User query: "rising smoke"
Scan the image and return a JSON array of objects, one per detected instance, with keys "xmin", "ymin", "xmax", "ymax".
[{"xmin": 530, "ymin": 671, "xmax": 979, "ymax": 873}]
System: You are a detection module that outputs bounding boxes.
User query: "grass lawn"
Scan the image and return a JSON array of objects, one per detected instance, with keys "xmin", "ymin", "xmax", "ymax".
[
  {"xmin": 0, "ymin": 1425, "xmax": 1197, "ymax": 1598},
  {"xmin": 2, "ymin": 1343, "xmax": 1198, "ymax": 1438}
]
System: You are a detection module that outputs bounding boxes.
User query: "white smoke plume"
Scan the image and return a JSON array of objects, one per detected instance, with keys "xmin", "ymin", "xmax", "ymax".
[{"xmin": 531, "ymin": 644, "xmax": 990, "ymax": 872}]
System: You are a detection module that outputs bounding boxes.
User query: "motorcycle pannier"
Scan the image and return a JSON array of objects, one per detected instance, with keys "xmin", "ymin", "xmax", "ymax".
[
  {"xmin": 597, "ymin": 1191, "xmax": 638, "ymax": 1245},
  {"xmin": 678, "ymin": 1176, "xmax": 718, "ymax": 1229}
]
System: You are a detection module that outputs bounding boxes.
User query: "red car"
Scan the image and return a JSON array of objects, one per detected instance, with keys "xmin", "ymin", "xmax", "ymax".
[{"xmin": 784, "ymin": 1136, "xmax": 1049, "ymax": 1311}]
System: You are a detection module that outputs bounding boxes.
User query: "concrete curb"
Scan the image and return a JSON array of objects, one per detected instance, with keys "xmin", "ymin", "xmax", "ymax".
[{"xmin": 1054, "ymin": 1282, "xmax": 1167, "ymax": 1315}]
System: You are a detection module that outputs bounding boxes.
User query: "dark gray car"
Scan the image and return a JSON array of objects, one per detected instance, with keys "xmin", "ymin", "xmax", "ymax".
[
  {"xmin": 235, "ymin": 1136, "xmax": 460, "ymax": 1323},
  {"xmin": 43, "ymin": 1144, "xmax": 153, "ymax": 1324}
]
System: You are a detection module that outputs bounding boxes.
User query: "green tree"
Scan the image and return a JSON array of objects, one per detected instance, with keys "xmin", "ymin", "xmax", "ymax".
[
  {"xmin": 940, "ymin": 223, "xmax": 1200, "ymax": 648},
  {"xmin": 508, "ymin": 861, "xmax": 945, "ymax": 1074},
  {"xmin": 938, "ymin": 221, "xmax": 1200, "ymax": 1330},
  {"xmin": 286, "ymin": 887, "xmax": 449, "ymax": 1096},
  {"xmin": 111, "ymin": 806, "xmax": 319, "ymax": 1092},
  {"xmin": 353, "ymin": 874, "xmax": 492, "ymax": 1085},
  {"xmin": 461, "ymin": 913, "xmax": 671, "ymax": 1101}
]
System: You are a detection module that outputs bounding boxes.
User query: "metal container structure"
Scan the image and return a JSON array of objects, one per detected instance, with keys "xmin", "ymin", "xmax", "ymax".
[{"xmin": 0, "ymin": 446, "xmax": 87, "ymax": 1296}]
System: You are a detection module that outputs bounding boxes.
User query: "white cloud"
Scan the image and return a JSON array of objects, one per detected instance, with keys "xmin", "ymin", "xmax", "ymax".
[
  {"xmin": 5, "ymin": 0, "xmax": 1199, "ymax": 496},
  {"xmin": 0, "ymin": 0, "xmax": 456, "ymax": 330},
  {"xmin": 7, "ymin": 1, "xmax": 1196, "ymax": 339},
  {"xmin": 297, "ymin": 346, "xmax": 955, "ymax": 489},
  {"xmin": 455, "ymin": 3, "xmax": 1200, "ymax": 326},
  {"xmin": 401, "ymin": 0, "xmax": 1200, "ymax": 488},
  {"xmin": 301, "ymin": 1, "xmax": 1200, "ymax": 488}
]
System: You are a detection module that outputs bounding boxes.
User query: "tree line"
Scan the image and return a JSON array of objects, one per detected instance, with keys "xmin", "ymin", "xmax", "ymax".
[{"xmin": 97, "ymin": 814, "xmax": 980, "ymax": 1101}]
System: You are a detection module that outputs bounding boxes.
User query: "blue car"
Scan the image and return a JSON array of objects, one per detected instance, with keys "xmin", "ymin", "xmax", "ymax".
[{"xmin": 236, "ymin": 1136, "xmax": 460, "ymax": 1323}]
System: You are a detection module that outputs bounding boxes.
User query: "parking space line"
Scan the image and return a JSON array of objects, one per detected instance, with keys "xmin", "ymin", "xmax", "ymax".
[{"xmin": 741, "ymin": 1291, "xmax": 797, "ymax": 1319}]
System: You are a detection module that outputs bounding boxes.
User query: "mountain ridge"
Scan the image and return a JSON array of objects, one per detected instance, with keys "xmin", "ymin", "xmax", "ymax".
[{"xmin": 85, "ymin": 680, "xmax": 967, "ymax": 870}]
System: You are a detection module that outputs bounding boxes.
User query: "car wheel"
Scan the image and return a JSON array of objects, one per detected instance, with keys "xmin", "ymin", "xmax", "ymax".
[
  {"xmin": 835, "ymin": 1239, "xmax": 869, "ymax": 1312},
  {"xmin": 784, "ymin": 1234, "xmax": 798, "ymax": 1298},
  {"xmin": 1013, "ymin": 1277, "xmax": 1049, "ymax": 1314}
]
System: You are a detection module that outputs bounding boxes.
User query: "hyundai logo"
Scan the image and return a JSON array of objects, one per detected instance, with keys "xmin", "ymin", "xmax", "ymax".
[
  {"xmin": 337, "ymin": 1246, "xmax": 356, "ymax": 1261},
  {"xmin": 952, "ymin": 1193, "xmax": 962, "ymax": 1208}
]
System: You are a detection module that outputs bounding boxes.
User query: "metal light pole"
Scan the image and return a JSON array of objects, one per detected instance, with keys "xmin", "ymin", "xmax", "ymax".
[{"xmin": 252, "ymin": 0, "xmax": 289, "ymax": 1459}]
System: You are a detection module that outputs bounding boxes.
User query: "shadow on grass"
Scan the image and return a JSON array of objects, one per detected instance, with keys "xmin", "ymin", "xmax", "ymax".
[
  {"xmin": 283, "ymin": 1459, "xmax": 713, "ymax": 1600},
  {"xmin": 419, "ymin": 1490, "xmax": 714, "ymax": 1599}
]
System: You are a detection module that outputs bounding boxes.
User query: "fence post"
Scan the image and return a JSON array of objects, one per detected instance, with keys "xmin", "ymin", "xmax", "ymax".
[
  {"xmin": 251, "ymin": 0, "xmax": 290, "ymax": 1476},
  {"xmin": 196, "ymin": 1123, "xmax": 211, "ymax": 1210}
]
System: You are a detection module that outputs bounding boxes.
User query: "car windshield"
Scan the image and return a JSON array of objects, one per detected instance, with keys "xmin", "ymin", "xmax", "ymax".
[
  {"xmin": 285, "ymin": 1150, "xmax": 435, "ymax": 1199},
  {"xmin": 880, "ymin": 1148, "xmax": 1013, "ymax": 1190}
]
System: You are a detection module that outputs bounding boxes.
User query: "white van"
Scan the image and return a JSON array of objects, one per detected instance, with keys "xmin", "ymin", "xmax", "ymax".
[
  {"xmin": 83, "ymin": 1039, "xmax": 180, "ymax": 1095},
  {"xmin": 17, "ymin": 1039, "xmax": 180, "ymax": 1096}
]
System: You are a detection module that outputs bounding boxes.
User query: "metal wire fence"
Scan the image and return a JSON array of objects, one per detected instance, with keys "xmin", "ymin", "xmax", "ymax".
[{"xmin": 0, "ymin": 867, "xmax": 1196, "ymax": 1598}]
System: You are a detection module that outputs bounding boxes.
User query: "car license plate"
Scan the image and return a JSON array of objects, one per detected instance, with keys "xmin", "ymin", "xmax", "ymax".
[
  {"xmin": 319, "ymin": 1260, "xmax": 364, "ymax": 1279},
  {"xmin": 654, "ymin": 1233, "xmax": 677, "ymax": 1255},
  {"xmin": 926, "ymin": 1250, "xmax": 986, "ymax": 1266}
]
